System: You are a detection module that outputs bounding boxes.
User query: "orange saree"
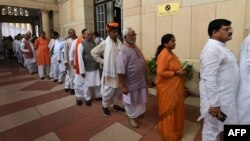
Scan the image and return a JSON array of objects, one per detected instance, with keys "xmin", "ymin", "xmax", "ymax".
[{"xmin": 156, "ymin": 48, "xmax": 185, "ymax": 141}]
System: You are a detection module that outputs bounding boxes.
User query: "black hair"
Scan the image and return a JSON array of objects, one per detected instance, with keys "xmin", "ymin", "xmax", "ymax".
[
  {"xmin": 208, "ymin": 19, "xmax": 231, "ymax": 37},
  {"xmin": 52, "ymin": 31, "xmax": 59, "ymax": 37},
  {"xmin": 94, "ymin": 31, "xmax": 99, "ymax": 37},
  {"xmin": 155, "ymin": 34, "xmax": 174, "ymax": 61},
  {"xmin": 82, "ymin": 28, "xmax": 87, "ymax": 34}
]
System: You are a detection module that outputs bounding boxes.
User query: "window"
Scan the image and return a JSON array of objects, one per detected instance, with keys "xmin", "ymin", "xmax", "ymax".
[
  {"xmin": 1, "ymin": 6, "xmax": 29, "ymax": 17},
  {"xmin": 96, "ymin": 3, "xmax": 106, "ymax": 38}
]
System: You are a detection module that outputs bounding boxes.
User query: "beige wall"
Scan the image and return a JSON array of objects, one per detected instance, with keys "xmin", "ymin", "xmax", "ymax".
[
  {"xmin": 58, "ymin": 0, "xmax": 94, "ymax": 37},
  {"xmin": 123, "ymin": 0, "xmax": 249, "ymax": 96}
]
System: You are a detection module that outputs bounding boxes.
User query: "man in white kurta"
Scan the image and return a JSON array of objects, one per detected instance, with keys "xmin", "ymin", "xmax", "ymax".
[
  {"xmin": 199, "ymin": 19, "xmax": 239, "ymax": 141},
  {"xmin": 64, "ymin": 29, "xmax": 77, "ymax": 94},
  {"xmin": 78, "ymin": 30, "xmax": 101, "ymax": 106},
  {"xmin": 91, "ymin": 22, "xmax": 125, "ymax": 116},
  {"xmin": 237, "ymin": 34, "xmax": 250, "ymax": 124},
  {"xmin": 70, "ymin": 29, "xmax": 86, "ymax": 106},
  {"xmin": 48, "ymin": 31, "xmax": 60, "ymax": 82},
  {"xmin": 20, "ymin": 31, "xmax": 37, "ymax": 74},
  {"xmin": 116, "ymin": 28, "xmax": 147, "ymax": 128},
  {"xmin": 57, "ymin": 40, "xmax": 66, "ymax": 83},
  {"xmin": 13, "ymin": 34, "xmax": 23, "ymax": 65}
]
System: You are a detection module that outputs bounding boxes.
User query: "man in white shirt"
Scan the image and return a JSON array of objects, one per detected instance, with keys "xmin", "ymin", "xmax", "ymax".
[
  {"xmin": 48, "ymin": 31, "xmax": 60, "ymax": 82},
  {"xmin": 199, "ymin": 19, "xmax": 239, "ymax": 141},
  {"xmin": 237, "ymin": 34, "xmax": 250, "ymax": 124},
  {"xmin": 91, "ymin": 22, "xmax": 125, "ymax": 116}
]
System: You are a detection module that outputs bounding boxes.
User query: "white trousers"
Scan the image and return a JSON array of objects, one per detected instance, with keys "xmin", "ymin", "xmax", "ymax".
[
  {"xmin": 101, "ymin": 85, "xmax": 121, "ymax": 108},
  {"xmin": 50, "ymin": 55, "xmax": 57, "ymax": 78},
  {"xmin": 64, "ymin": 69, "xmax": 74, "ymax": 89},
  {"xmin": 38, "ymin": 64, "xmax": 50, "ymax": 78},
  {"xmin": 84, "ymin": 86, "xmax": 101, "ymax": 101},
  {"xmin": 58, "ymin": 70, "xmax": 65, "ymax": 82},
  {"xmin": 74, "ymin": 74, "xmax": 85, "ymax": 99},
  {"xmin": 53, "ymin": 62, "xmax": 60, "ymax": 80},
  {"xmin": 202, "ymin": 114, "xmax": 223, "ymax": 141},
  {"xmin": 26, "ymin": 58, "xmax": 37, "ymax": 73}
]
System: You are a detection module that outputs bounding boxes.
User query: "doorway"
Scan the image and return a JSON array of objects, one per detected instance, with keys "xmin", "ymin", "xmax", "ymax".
[{"xmin": 94, "ymin": 0, "xmax": 122, "ymax": 39}]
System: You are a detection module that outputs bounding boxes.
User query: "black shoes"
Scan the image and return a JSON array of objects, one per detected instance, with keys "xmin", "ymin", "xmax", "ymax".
[
  {"xmin": 70, "ymin": 89, "xmax": 75, "ymax": 95},
  {"xmin": 76, "ymin": 99, "xmax": 82, "ymax": 106},
  {"xmin": 64, "ymin": 88, "xmax": 70, "ymax": 92},
  {"xmin": 40, "ymin": 77, "xmax": 45, "ymax": 80},
  {"xmin": 85, "ymin": 100, "xmax": 92, "ymax": 106},
  {"xmin": 102, "ymin": 107, "xmax": 111, "ymax": 116},
  {"xmin": 113, "ymin": 105, "xmax": 125, "ymax": 112},
  {"xmin": 53, "ymin": 79, "xmax": 58, "ymax": 82},
  {"xmin": 95, "ymin": 97, "xmax": 102, "ymax": 101}
]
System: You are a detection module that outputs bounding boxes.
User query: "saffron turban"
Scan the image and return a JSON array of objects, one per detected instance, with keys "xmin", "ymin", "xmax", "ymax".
[{"xmin": 106, "ymin": 22, "xmax": 119, "ymax": 31}]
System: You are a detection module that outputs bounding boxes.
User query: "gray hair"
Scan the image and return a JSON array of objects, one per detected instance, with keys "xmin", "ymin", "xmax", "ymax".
[{"xmin": 122, "ymin": 27, "xmax": 134, "ymax": 38}]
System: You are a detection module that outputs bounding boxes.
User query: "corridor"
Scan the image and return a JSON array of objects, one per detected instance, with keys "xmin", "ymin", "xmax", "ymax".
[{"xmin": 0, "ymin": 55, "xmax": 201, "ymax": 141}]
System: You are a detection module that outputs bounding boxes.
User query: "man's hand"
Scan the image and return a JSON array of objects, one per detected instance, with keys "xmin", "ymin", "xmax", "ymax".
[
  {"xmin": 209, "ymin": 106, "xmax": 221, "ymax": 119},
  {"xmin": 120, "ymin": 86, "xmax": 128, "ymax": 95}
]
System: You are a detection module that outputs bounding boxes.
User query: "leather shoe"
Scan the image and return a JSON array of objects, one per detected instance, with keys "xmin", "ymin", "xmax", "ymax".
[
  {"xmin": 85, "ymin": 100, "xmax": 92, "ymax": 106},
  {"xmin": 76, "ymin": 100, "xmax": 82, "ymax": 106}
]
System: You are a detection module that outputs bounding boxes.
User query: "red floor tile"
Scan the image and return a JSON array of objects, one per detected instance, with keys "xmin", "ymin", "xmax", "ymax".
[
  {"xmin": 20, "ymin": 81, "xmax": 58, "ymax": 91},
  {"xmin": 0, "ymin": 90, "xmax": 67, "ymax": 117},
  {"xmin": 0, "ymin": 77, "xmax": 36, "ymax": 87},
  {"xmin": 3, "ymin": 107, "xmax": 84, "ymax": 141},
  {"xmin": 56, "ymin": 110, "xmax": 125, "ymax": 141},
  {"xmin": 0, "ymin": 133, "xmax": 4, "ymax": 141}
]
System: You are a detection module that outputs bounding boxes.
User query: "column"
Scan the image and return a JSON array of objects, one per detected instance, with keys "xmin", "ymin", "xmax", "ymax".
[{"xmin": 41, "ymin": 10, "xmax": 50, "ymax": 38}]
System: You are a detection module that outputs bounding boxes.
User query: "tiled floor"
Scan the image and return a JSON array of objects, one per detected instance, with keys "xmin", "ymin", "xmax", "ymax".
[{"xmin": 0, "ymin": 56, "xmax": 202, "ymax": 141}]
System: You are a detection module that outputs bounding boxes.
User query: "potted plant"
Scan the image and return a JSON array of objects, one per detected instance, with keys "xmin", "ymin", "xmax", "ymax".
[
  {"xmin": 147, "ymin": 57, "xmax": 156, "ymax": 88},
  {"xmin": 181, "ymin": 61, "xmax": 194, "ymax": 98}
]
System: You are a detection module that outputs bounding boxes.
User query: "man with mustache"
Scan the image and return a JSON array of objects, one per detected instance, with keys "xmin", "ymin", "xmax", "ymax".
[{"xmin": 199, "ymin": 19, "xmax": 239, "ymax": 141}]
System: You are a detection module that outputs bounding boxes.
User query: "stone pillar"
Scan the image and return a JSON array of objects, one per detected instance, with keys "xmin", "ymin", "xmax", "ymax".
[
  {"xmin": 27, "ymin": 23, "xmax": 32, "ymax": 33},
  {"xmin": 21, "ymin": 23, "xmax": 26, "ymax": 29},
  {"xmin": 41, "ymin": 10, "xmax": 50, "ymax": 38},
  {"xmin": 15, "ymin": 23, "xmax": 21, "ymax": 28}
]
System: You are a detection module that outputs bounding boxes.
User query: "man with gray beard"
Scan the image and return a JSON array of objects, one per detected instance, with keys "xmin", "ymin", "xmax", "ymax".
[{"xmin": 116, "ymin": 27, "xmax": 147, "ymax": 128}]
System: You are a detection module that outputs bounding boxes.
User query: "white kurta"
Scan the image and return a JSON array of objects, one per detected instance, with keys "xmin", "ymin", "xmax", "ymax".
[
  {"xmin": 199, "ymin": 39, "xmax": 239, "ymax": 141},
  {"xmin": 78, "ymin": 43, "xmax": 100, "ymax": 87},
  {"xmin": 237, "ymin": 34, "xmax": 250, "ymax": 124}
]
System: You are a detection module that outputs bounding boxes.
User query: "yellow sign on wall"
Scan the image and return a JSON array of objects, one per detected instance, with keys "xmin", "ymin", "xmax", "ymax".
[{"xmin": 158, "ymin": 2, "xmax": 180, "ymax": 16}]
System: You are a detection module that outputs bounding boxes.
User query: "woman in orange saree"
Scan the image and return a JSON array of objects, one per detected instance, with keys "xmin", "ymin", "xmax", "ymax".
[{"xmin": 155, "ymin": 34, "xmax": 186, "ymax": 141}]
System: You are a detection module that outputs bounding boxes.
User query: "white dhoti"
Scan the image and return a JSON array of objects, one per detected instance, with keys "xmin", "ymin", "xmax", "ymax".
[
  {"xmin": 102, "ymin": 85, "xmax": 122, "ymax": 108},
  {"xmin": 26, "ymin": 57, "xmax": 37, "ymax": 73},
  {"xmin": 84, "ymin": 70, "xmax": 101, "ymax": 101},
  {"xmin": 123, "ymin": 88, "xmax": 147, "ymax": 119}
]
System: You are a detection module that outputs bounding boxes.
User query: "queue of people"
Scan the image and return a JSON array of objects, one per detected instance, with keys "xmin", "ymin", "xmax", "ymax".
[{"xmin": 3, "ymin": 19, "xmax": 250, "ymax": 141}]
